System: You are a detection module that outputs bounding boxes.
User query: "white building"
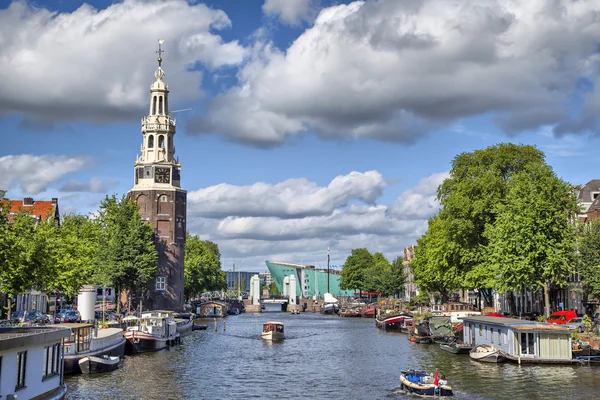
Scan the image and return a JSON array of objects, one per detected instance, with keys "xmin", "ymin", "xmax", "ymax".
[{"xmin": 0, "ymin": 326, "xmax": 70, "ymax": 399}]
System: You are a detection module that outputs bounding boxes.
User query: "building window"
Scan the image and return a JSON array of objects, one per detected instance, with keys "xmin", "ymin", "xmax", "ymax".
[
  {"xmin": 152, "ymin": 96, "xmax": 157, "ymax": 115},
  {"xmin": 16, "ymin": 350, "xmax": 27, "ymax": 391},
  {"xmin": 479, "ymin": 325, "xmax": 482, "ymax": 336},
  {"xmin": 159, "ymin": 135, "xmax": 165, "ymax": 148},
  {"xmin": 159, "ymin": 96, "xmax": 163, "ymax": 114},
  {"xmin": 43, "ymin": 343, "xmax": 60, "ymax": 380},
  {"xmin": 156, "ymin": 277, "xmax": 166, "ymax": 291},
  {"xmin": 148, "ymin": 135, "xmax": 154, "ymax": 148}
]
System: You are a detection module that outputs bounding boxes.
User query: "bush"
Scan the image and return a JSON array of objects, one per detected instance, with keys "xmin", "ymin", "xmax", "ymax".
[{"xmin": 583, "ymin": 314, "xmax": 593, "ymax": 332}]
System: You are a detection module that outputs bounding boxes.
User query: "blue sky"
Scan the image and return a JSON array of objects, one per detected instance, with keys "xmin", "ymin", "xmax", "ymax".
[{"xmin": 1, "ymin": 0, "xmax": 600, "ymax": 271}]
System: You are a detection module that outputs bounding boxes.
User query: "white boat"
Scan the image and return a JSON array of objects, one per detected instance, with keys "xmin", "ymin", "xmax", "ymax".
[
  {"xmin": 261, "ymin": 321, "xmax": 285, "ymax": 341},
  {"xmin": 320, "ymin": 293, "xmax": 340, "ymax": 315},
  {"xmin": 124, "ymin": 310, "xmax": 180, "ymax": 354},
  {"xmin": 57, "ymin": 323, "xmax": 126, "ymax": 374},
  {"xmin": 469, "ymin": 344, "xmax": 506, "ymax": 363}
]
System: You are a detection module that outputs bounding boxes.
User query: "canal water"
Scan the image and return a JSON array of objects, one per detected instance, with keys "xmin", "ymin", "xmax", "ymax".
[{"xmin": 66, "ymin": 312, "xmax": 600, "ymax": 399}]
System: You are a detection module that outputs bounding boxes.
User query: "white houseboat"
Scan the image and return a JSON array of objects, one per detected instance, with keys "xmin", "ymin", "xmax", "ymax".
[
  {"xmin": 125, "ymin": 310, "xmax": 180, "ymax": 354},
  {"xmin": 0, "ymin": 326, "xmax": 70, "ymax": 399},
  {"xmin": 462, "ymin": 316, "xmax": 573, "ymax": 364},
  {"xmin": 57, "ymin": 323, "xmax": 126, "ymax": 374}
]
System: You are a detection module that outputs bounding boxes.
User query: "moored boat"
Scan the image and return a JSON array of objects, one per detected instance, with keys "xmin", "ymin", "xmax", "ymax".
[
  {"xmin": 440, "ymin": 342, "xmax": 473, "ymax": 354},
  {"xmin": 261, "ymin": 321, "xmax": 285, "ymax": 341},
  {"xmin": 57, "ymin": 323, "xmax": 126, "ymax": 374},
  {"xmin": 193, "ymin": 323, "xmax": 208, "ymax": 331},
  {"xmin": 399, "ymin": 370, "xmax": 453, "ymax": 397},
  {"xmin": 469, "ymin": 344, "xmax": 505, "ymax": 363},
  {"xmin": 125, "ymin": 310, "xmax": 180, "ymax": 354},
  {"xmin": 359, "ymin": 304, "xmax": 377, "ymax": 318},
  {"xmin": 78, "ymin": 355, "xmax": 121, "ymax": 374},
  {"xmin": 375, "ymin": 312, "xmax": 412, "ymax": 331}
]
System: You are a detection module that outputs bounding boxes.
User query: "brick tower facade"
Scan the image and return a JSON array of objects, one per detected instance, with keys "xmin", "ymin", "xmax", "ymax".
[{"xmin": 128, "ymin": 41, "xmax": 186, "ymax": 311}]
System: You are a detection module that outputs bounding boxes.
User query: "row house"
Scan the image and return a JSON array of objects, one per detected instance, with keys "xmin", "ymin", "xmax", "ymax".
[{"xmin": 403, "ymin": 245, "xmax": 420, "ymax": 302}]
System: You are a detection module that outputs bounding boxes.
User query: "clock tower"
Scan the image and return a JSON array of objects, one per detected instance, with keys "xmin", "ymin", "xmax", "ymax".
[{"xmin": 128, "ymin": 41, "xmax": 186, "ymax": 311}]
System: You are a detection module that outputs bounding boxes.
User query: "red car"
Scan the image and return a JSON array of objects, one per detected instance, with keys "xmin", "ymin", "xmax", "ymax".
[
  {"xmin": 486, "ymin": 312, "xmax": 507, "ymax": 318},
  {"xmin": 546, "ymin": 310, "xmax": 577, "ymax": 325}
]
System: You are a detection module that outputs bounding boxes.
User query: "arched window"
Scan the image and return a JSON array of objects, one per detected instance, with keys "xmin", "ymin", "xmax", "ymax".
[
  {"xmin": 152, "ymin": 96, "xmax": 157, "ymax": 115},
  {"xmin": 148, "ymin": 135, "xmax": 154, "ymax": 148},
  {"xmin": 159, "ymin": 96, "xmax": 163, "ymax": 115},
  {"xmin": 164, "ymin": 96, "xmax": 168, "ymax": 115},
  {"xmin": 158, "ymin": 135, "xmax": 165, "ymax": 148}
]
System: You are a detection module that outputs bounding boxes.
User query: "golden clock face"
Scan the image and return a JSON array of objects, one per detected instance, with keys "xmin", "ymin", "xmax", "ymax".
[{"xmin": 154, "ymin": 167, "xmax": 170, "ymax": 184}]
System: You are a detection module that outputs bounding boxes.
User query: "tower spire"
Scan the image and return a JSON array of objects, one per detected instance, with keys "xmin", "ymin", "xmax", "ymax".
[{"xmin": 157, "ymin": 39, "xmax": 165, "ymax": 67}]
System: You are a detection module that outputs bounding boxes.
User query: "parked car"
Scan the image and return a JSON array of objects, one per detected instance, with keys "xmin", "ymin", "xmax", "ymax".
[
  {"xmin": 9, "ymin": 311, "xmax": 25, "ymax": 324},
  {"xmin": 546, "ymin": 310, "xmax": 578, "ymax": 325},
  {"xmin": 55, "ymin": 310, "xmax": 67, "ymax": 323},
  {"xmin": 60, "ymin": 310, "xmax": 81, "ymax": 323},
  {"xmin": 565, "ymin": 317, "xmax": 585, "ymax": 332},
  {"xmin": 0, "ymin": 319, "xmax": 13, "ymax": 327}
]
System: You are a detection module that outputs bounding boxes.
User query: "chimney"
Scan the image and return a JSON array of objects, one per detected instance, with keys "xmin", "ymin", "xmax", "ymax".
[
  {"xmin": 52, "ymin": 198, "xmax": 58, "ymax": 205},
  {"xmin": 23, "ymin": 197, "xmax": 34, "ymax": 206}
]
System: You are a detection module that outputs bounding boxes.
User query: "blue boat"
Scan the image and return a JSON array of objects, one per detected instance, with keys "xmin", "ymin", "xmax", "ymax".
[{"xmin": 399, "ymin": 370, "xmax": 453, "ymax": 397}]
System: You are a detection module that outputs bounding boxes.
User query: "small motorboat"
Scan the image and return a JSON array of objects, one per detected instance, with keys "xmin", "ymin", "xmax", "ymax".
[
  {"xmin": 78, "ymin": 355, "xmax": 121, "ymax": 374},
  {"xmin": 261, "ymin": 321, "xmax": 285, "ymax": 341},
  {"xmin": 291, "ymin": 310, "xmax": 300, "ymax": 315},
  {"xmin": 399, "ymin": 370, "xmax": 453, "ymax": 397},
  {"xmin": 469, "ymin": 344, "xmax": 506, "ymax": 363},
  {"xmin": 440, "ymin": 341, "xmax": 473, "ymax": 354},
  {"xmin": 409, "ymin": 334, "xmax": 433, "ymax": 344},
  {"xmin": 192, "ymin": 324, "xmax": 208, "ymax": 331}
]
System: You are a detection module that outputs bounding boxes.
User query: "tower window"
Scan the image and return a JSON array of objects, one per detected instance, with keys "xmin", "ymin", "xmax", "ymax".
[
  {"xmin": 159, "ymin": 96, "xmax": 163, "ymax": 114},
  {"xmin": 152, "ymin": 96, "xmax": 157, "ymax": 115},
  {"xmin": 159, "ymin": 135, "xmax": 165, "ymax": 148},
  {"xmin": 148, "ymin": 135, "xmax": 154, "ymax": 148}
]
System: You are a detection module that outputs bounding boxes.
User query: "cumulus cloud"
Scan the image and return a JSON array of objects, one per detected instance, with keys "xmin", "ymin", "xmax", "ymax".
[
  {"xmin": 189, "ymin": 0, "xmax": 600, "ymax": 146},
  {"xmin": 185, "ymin": 170, "xmax": 445, "ymax": 269},
  {"xmin": 262, "ymin": 0, "xmax": 317, "ymax": 26},
  {"xmin": 0, "ymin": 155, "xmax": 90, "ymax": 194},
  {"xmin": 388, "ymin": 172, "xmax": 449, "ymax": 219},
  {"xmin": 60, "ymin": 177, "xmax": 118, "ymax": 193},
  {"xmin": 0, "ymin": 0, "xmax": 246, "ymax": 123},
  {"xmin": 187, "ymin": 170, "xmax": 385, "ymax": 218}
]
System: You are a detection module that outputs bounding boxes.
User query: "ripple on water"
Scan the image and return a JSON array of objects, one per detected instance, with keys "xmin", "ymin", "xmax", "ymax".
[{"xmin": 66, "ymin": 314, "xmax": 600, "ymax": 400}]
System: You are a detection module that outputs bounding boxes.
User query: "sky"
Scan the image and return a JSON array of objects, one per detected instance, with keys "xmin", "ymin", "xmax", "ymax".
[{"xmin": 1, "ymin": 0, "xmax": 600, "ymax": 272}]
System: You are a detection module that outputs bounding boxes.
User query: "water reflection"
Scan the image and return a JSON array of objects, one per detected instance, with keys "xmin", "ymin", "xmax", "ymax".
[{"xmin": 66, "ymin": 313, "xmax": 600, "ymax": 399}]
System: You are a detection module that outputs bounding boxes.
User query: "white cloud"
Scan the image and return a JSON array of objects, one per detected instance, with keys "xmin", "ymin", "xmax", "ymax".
[
  {"xmin": 60, "ymin": 177, "xmax": 118, "ymax": 193},
  {"xmin": 0, "ymin": 154, "xmax": 90, "ymax": 194},
  {"xmin": 189, "ymin": 0, "xmax": 600, "ymax": 146},
  {"xmin": 185, "ymin": 170, "xmax": 445, "ymax": 270},
  {"xmin": 0, "ymin": 0, "xmax": 246, "ymax": 122},
  {"xmin": 262, "ymin": 0, "xmax": 317, "ymax": 26},
  {"xmin": 187, "ymin": 170, "xmax": 385, "ymax": 218},
  {"xmin": 388, "ymin": 172, "xmax": 449, "ymax": 219}
]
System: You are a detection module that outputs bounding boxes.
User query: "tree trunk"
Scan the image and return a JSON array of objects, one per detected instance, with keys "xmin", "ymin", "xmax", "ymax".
[
  {"xmin": 7, "ymin": 296, "xmax": 12, "ymax": 321},
  {"xmin": 542, "ymin": 282, "xmax": 551, "ymax": 319},
  {"xmin": 116, "ymin": 286, "xmax": 121, "ymax": 315},
  {"xmin": 507, "ymin": 290, "xmax": 516, "ymax": 316}
]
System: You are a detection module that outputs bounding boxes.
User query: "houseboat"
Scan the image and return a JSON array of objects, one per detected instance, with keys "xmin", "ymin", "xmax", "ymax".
[
  {"xmin": 462, "ymin": 316, "xmax": 573, "ymax": 364},
  {"xmin": 0, "ymin": 326, "xmax": 70, "ymax": 399},
  {"xmin": 261, "ymin": 321, "xmax": 285, "ymax": 341},
  {"xmin": 431, "ymin": 302, "xmax": 481, "ymax": 323},
  {"xmin": 124, "ymin": 310, "xmax": 180, "ymax": 354},
  {"xmin": 57, "ymin": 323, "xmax": 126, "ymax": 374},
  {"xmin": 197, "ymin": 301, "xmax": 230, "ymax": 318},
  {"xmin": 375, "ymin": 312, "xmax": 412, "ymax": 331}
]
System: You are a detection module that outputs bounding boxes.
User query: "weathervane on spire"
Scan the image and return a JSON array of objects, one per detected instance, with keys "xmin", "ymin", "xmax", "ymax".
[{"xmin": 157, "ymin": 39, "xmax": 165, "ymax": 66}]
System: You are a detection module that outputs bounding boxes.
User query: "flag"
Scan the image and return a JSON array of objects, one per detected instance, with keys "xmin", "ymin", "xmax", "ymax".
[{"xmin": 433, "ymin": 369, "xmax": 439, "ymax": 386}]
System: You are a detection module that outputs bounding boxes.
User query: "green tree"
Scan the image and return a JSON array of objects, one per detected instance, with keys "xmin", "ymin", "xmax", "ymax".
[
  {"xmin": 269, "ymin": 281, "xmax": 280, "ymax": 296},
  {"xmin": 340, "ymin": 248, "xmax": 374, "ymax": 296},
  {"xmin": 184, "ymin": 233, "xmax": 226, "ymax": 300},
  {"xmin": 485, "ymin": 163, "xmax": 578, "ymax": 317},
  {"xmin": 412, "ymin": 215, "xmax": 463, "ymax": 303},
  {"xmin": 96, "ymin": 195, "xmax": 157, "ymax": 312},
  {"xmin": 0, "ymin": 194, "xmax": 17, "ymax": 319},
  {"xmin": 574, "ymin": 220, "xmax": 600, "ymax": 302},
  {"xmin": 52, "ymin": 214, "xmax": 100, "ymax": 300},
  {"xmin": 435, "ymin": 143, "xmax": 546, "ymax": 305}
]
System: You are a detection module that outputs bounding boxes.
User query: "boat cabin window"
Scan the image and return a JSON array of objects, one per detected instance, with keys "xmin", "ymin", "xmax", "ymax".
[
  {"xmin": 276, "ymin": 325, "xmax": 284, "ymax": 333},
  {"xmin": 520, "ymin": 332, "xmax": 535, "ymax": 355},
  {"xmin": 66, "ymin": 326, "xmax": 92, "ymax": 353}
]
